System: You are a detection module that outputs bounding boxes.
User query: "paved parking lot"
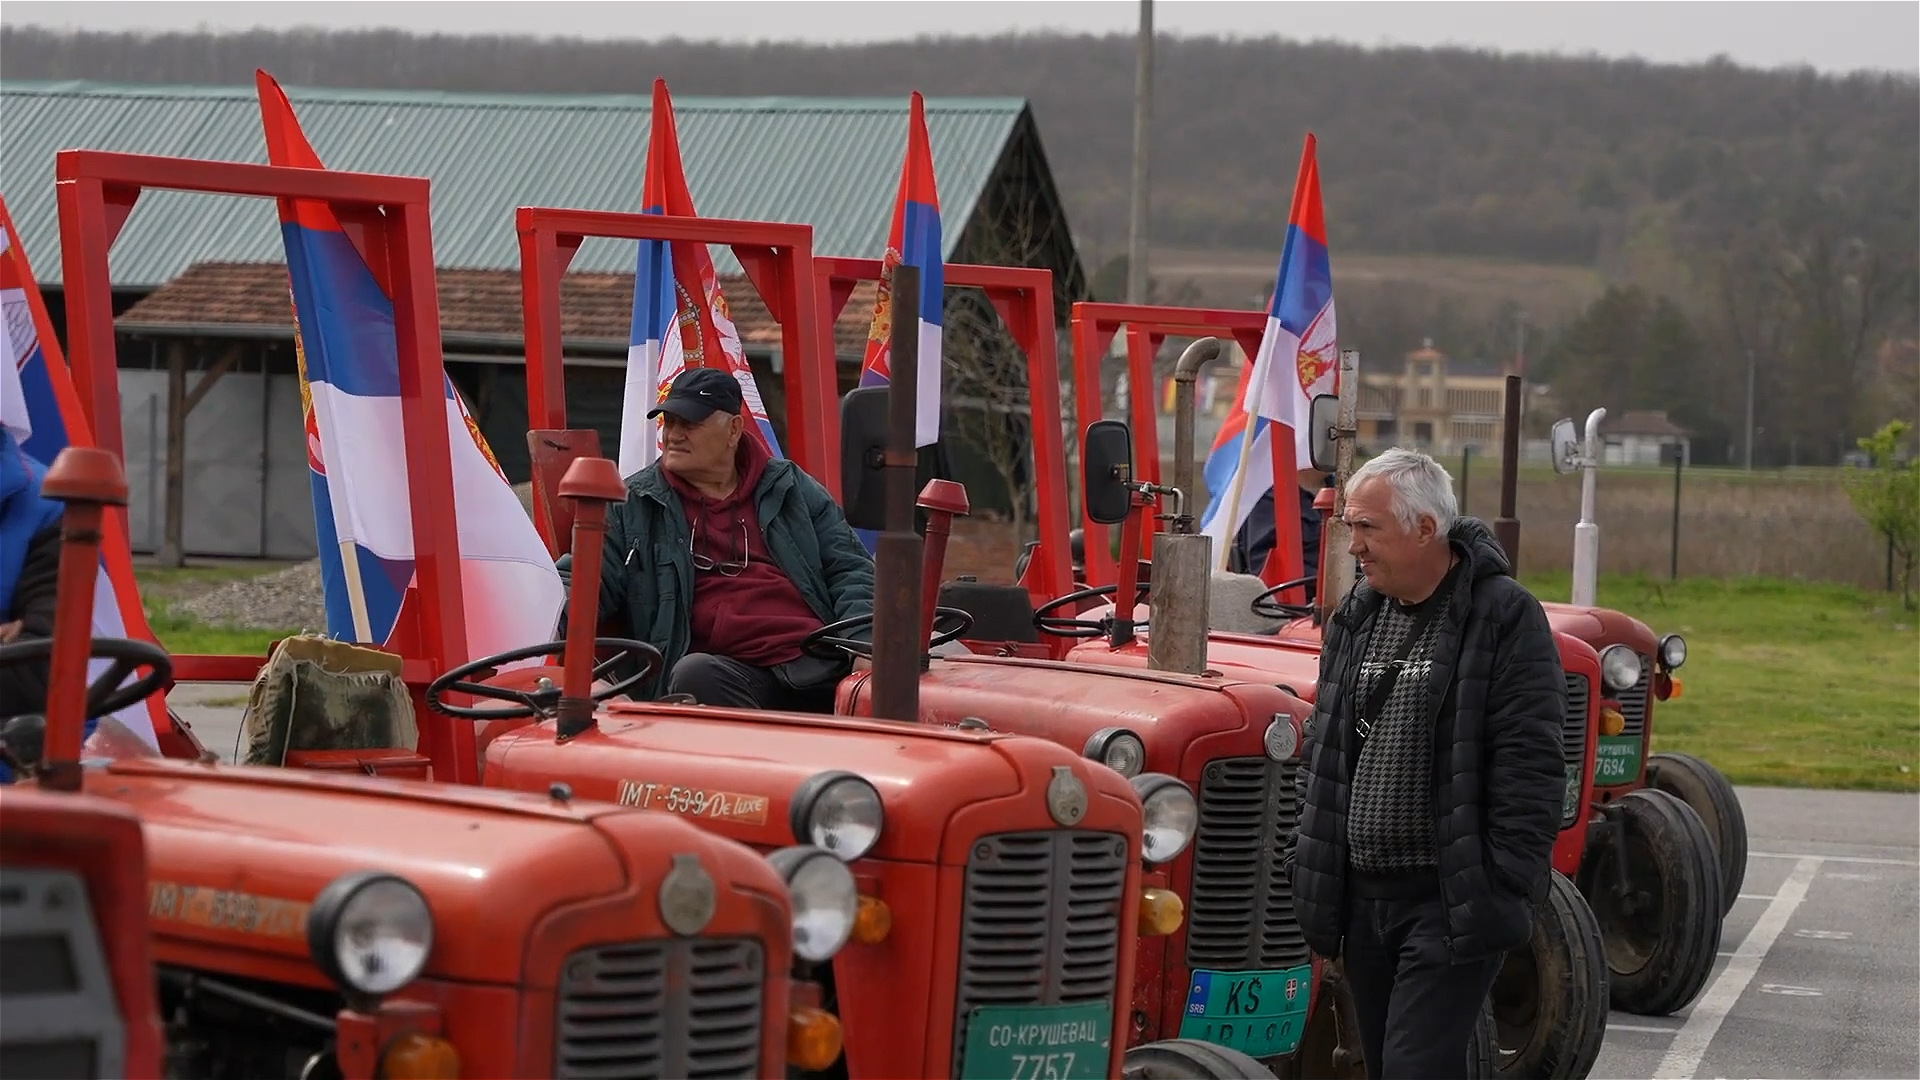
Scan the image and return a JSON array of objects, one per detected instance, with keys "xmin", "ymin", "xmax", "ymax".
[{"xmin": 168, "ymin": 692, "xmax": 1917, "ymax": 1079}]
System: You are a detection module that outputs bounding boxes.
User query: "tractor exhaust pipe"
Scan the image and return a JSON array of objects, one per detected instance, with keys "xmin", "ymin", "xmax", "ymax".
[
  {"xmin": 1149, "ymin": 337, "xmax": 1221, "ymax": 676},
  {"xmin": 868, "ymin": 264, "xmax": 925, "ymax": 722},
  {"xmin": 1494, "ymin": 374, "xmax": 1522, "ymax": 568}
]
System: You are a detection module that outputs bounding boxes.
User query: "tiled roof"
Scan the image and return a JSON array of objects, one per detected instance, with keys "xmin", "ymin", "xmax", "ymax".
[{"xmin": 114, "ymin": 261, "xmax": 878, "ymax": 357}]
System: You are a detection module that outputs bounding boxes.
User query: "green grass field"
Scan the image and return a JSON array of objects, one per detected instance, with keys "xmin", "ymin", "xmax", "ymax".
[
  {"xmin": 1520, "ymin": 571, "xmax": 1920, "ymax": 792},
  {"xmin": 132, "ymin": 565, "xmax": 299, "ymax": 657}
]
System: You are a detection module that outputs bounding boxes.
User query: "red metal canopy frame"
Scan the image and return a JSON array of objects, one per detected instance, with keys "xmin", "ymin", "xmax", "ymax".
[
  {"xmin": 55, "ymin": 149, "xmax": 479, "ymax": 782},
  {"xmin": 812, "ymin": 257, "xmax": 1075, "ymax": 608},
  {"xmin": 1067, "ymin": 301, "xmax": 1306, "ymax": 598},
  {"xmin": 517, "ymin": 207, "xmax": 827, "ymax": 535}
]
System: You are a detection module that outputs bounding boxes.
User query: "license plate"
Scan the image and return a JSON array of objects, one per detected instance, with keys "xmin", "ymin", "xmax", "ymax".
[
  {"xmin": 958, "ymin": 1000, "xmax": 1111, "ymax": 1080},
  {"xmin": 1176, "ymin": 965, "xmax": 1313, "ymax": 1058}
]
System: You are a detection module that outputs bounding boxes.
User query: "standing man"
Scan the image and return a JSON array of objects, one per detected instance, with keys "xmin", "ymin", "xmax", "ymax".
[
  {"xmin": 572, "ymin": 367, "xmax": 875, "ymax": 711},
  {"xmin": 1280, "ymin": 447, "xmax": 1565, "ymax": 1078}
]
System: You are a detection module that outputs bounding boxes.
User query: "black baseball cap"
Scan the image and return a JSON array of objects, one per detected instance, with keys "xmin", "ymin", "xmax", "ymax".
[{"xmin": 647, "ymin": 367, "xmax": 743, "ymax": 423}]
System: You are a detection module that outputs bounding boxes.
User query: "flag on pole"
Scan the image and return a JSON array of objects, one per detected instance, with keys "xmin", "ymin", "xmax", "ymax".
[
  {"xmin": 619, "ymin": 78, "xmax": 781, "ymax": 477},
  {"xmin": 255, "ymin": 71, "xmax": 563, "ymax": 662},
  {"xmin": 1199, "ymin": 134, "xmax": 1336, "ymax": 552},
  {"xmin": 1, "ymin": 198, "xmax": 165, "ymax": 752},
  {"xmin": 858, "ymin": 91, "xmax": 945, "ymax": 449}
]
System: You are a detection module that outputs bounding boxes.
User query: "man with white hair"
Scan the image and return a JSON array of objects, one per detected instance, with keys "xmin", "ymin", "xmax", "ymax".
[{"xmin": 1281, "ymin": 446, "xmax": 1566, "ymax": 1079}]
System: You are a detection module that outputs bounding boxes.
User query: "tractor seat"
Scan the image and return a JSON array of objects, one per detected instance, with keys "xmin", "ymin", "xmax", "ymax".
[
  {"xmin": 238, "ymin": 635, "xmax": 428, "ymax": 778},
  {"xmin": 937, "ymin": 577, "xmax": 1039, "ymax": 644},
  {"xmin": 1209, "ymin": 570, "xmax": 1285, "ymax": 636}
]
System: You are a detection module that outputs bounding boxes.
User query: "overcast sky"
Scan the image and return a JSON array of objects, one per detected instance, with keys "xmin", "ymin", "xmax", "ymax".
[{"xmin": 6, "ymin": 1, "xmax": 1916, "ymax": 75}]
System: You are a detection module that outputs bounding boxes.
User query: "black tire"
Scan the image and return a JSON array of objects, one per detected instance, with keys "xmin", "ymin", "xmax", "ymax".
[
  {"xmin": 1490, "ymin": 871, "xmax": 1609, "ymax": 1079},
  {"xmin": 1577, "ymin": 789, "xmax": 1723, "ymax": 1016},
  {"xmin": 1465, "ymin": 998, "xmax": 1497, "ymax": 1080},
  {"xmin": 1124, "ymin": 1039, "xmax": 1281, "ymax": 1079},
  {"xmin": 1644, "ymin": 751, "xmax": 1748, "ymax": 916}
]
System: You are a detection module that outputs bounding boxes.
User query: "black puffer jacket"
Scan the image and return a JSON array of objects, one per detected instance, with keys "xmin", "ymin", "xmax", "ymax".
[
  {"xmin": 1280, "ymin": 517, "xmax": 1566, "ymax": 961},
  {"xmin": 0, "ymin": 525, "xmax": 61, "ymax": 717}
]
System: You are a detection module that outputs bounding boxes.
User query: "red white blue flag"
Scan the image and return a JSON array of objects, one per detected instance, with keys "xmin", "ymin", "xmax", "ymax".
[{"xmin": 859, "ymin": 91, "xmax": 945, "ymax": 448}]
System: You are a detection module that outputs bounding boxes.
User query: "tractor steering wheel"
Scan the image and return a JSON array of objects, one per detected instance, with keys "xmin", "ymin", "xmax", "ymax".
[
  {"xmin": 1250, "ymin": 576, "xmax": 1318, "ymax": 621},
  {"xmin": 0, "ymin": 636, "xmax": 173, "ymax": 719},
  {"xmin": 800, "ymin": 608, "xmax": 976, "ymax": 660},
  {"xmin": 424, "ymin": 638, "xmax": 663, "ymax": 720},
  {"xmin": 1032, "ymin": 582, "xmax": 1153, "ymax": 639}
]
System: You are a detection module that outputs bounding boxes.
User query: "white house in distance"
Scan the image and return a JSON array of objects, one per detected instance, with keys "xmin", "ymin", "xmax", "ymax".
[{"xmin": 1601, "ymin": 410, "xmax": 1692, "ymax": 467}]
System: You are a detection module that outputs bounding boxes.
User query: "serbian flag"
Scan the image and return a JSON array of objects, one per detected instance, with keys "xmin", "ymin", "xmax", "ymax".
[
  {"xmin": 619, "ymin": 78, "xmax": 781, "ymax": 477},
  {"xmin": 1199, "ymin": 134, "xmax": 1336, "ymax": 555},
  {"xmin": 254, "ymin": 72, "xmax": 563, "ymax": 660},
  {"xmin": 1, "ymin": 197, "xmax": 165, "ymax": 752},
  {"xmin": 859, "ymin": 91, "xmax": 945, "ymax": 448}
]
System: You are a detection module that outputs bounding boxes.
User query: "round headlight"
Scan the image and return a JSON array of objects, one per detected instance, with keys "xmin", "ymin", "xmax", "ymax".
[
  {"xmin": 1129, "ymin": 773, "xmax": 1198, "ymax": 864},
  {"xmin": 1599, "ymin": 645, "xmax": 1643, "ymax": 693},
  {"xmin": 1659, "ymin": 634, "xmax": 1687, "ymax": 670},
  {"xmin": 306, "ymin": 872, "xmax": 433, "ymax": 997},
  {"xmin": 1084, "ymin": 727, "xmax": 1146, "ymax": 778},
  {"xmin": 789, "ymin": 771, "xmax": 884, "ymax": 862},
  {"xmin": 767, "ymin": 846, "xmax": 859, "ymax": 962},
  {"xmin": 1264, "ymin": 714, "xmax": 1301, "ymax": 761}
]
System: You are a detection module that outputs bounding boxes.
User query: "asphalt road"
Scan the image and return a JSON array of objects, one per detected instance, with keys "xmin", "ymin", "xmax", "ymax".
[{"xmin": 168, "ymin": 687, "xmax": 1919, "ymax": 1079}]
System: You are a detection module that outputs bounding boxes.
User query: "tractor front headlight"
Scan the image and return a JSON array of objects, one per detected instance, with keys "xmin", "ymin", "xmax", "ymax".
[
  {"xmin": 767, "ymin": 846, "xmax": 858, "ymax": 962},
  {"xmin": 1129, "ymin": 773, "xmax": 1198, "ymax": 864},
  {"xmin": 1084, "ymin": 727, "xmax": 1146, "ymax": 777},
  {"xmin": 1599, "ymin": 644, "xmax": 1643, "ymax": 694},
  {"xmin": 307, "ymin": 871, "xmax": 434, "ymax": 997},
  {"xmin": 790, "ymin": 771, "xmax": 884, "ymax": 862},
  {"xmin": 1659, "ymin": 634, "xmax": 1687, "ymax": 671}
]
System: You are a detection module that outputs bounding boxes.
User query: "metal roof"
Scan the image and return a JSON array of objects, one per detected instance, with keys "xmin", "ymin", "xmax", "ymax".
[{"xmin": 0, "ymin": 80, "xmax": 1029, "ymax": 287}]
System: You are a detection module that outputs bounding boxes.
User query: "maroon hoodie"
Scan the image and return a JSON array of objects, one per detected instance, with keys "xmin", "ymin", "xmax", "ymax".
[{"xmin": 665, "ymin": 434, "xmax": 823, "ymax": 667}]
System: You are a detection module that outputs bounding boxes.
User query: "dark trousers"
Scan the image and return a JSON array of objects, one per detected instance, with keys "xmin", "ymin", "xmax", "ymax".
[
  {"xmin": 666, "ymin": 653, "xmax": 836, "ymax": 713},
  {"xmin": 1342, "ymin": 877, "xmax": 1503, "ymax": 1080}
]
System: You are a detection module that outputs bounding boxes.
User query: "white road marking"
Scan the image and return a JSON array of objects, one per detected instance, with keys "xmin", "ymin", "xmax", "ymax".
[
  {"xmin": 1791, "ymin": 929, "xmax": 1852, "ymax": 940},
  {"xmin": 1609, "ymin": 1023, "xmax": 1684, "ymax": 1034},
  {"xmin": 1653, "ymin": 856, "xmax": 1822, "ymax": 1080},
  {"xmin": 1736, "ymin": 892, "xmax": 1775, "ymax": 901},
  {"xmin": 1751, "ymin": 850, "xmax": 1919, "ymax": 867},
  {"xmin": 1824, "ymin": 871, "xmax": 1879, "ymax": 881},
  {"xmin": 1759, "ymin": 983, "xmax": 1824, "ymax": 996}
]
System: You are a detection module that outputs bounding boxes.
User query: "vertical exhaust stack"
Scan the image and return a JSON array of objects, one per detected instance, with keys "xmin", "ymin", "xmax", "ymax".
[
  {"xmin": 868, "ymin": 265, "xmax": 926, "ymax": 722},
  {"xmin": 1494, "ymin": 374, "xmax": 1522, "ymax": 569},
  {"xmin": 1149, "ymin": 337, "xmax": 1221, "ymax": 676}
]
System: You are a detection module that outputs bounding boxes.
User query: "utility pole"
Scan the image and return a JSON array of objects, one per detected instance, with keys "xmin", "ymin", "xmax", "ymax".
[
  {"xmin": 1126, "ymin": 0, "xmax": 1152, "ymax": 305},
  {"xmin": 1744, "ymin": 347, "xmax": 1755, "ymax": 470}
]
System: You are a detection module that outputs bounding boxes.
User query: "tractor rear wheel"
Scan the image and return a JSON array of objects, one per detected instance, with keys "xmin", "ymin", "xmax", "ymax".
[
  {"xmin": 1578, "ymin": 789, "xmax": 1723, "ymax": 1016},
  {"xmin": 1644, "ymin": 751, "xmax": 1748, "ymax": 915},
  {"xmin": 1491, "ymin": 870, "xmax": 1609, "ymax": 1079},
  {"xmin": 1123, "ymin": 1039, "xmax": 1280, "ymax": 1079}
]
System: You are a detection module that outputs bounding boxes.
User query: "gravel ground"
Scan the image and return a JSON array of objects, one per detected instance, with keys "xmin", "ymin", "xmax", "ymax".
[{"xmin": 168, "ymin": 483, "xmax": 540, "ymax": 632}]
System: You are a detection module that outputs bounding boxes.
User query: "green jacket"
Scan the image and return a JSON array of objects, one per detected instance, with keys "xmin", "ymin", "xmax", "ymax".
[{"xmin": 590, "ymin": 457, "xmax": 875, "ymax": 698}]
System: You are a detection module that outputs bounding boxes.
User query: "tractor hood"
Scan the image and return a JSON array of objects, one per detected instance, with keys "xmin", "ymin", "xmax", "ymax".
[
  {"xmin": 484, "ymin": 704, "xmax": 1134, "ymax": 865},
  {"xmin": 89, "ymin": 758, "xmax": 706, "ymax": 986},
  {"xmin": 1540, "ymin": 601, "xmax": 1658, "ymax": 651},
  {"xmin": 1063, "ymin": 634, "xmax": 1327, "ymax": 702}
]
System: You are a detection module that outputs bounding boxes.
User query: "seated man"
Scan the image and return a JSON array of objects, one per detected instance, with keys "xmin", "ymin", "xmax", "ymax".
[
  {"xmin": 1, "ymin": 428, "xmax": 66, "ymax": 778},
  {"xmin": 571, "ymin": 368, "xmax": 875, "ymax": 712}
]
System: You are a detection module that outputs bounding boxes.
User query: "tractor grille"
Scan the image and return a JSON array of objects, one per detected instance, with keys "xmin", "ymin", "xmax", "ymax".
[
  {"xmin": 954, "ymin": 831, "xmax": 1127, "ymax": 1074},
  {"xmin": 1562, "ymin": 674, "xmax": 1591, "ymax": 827},
  {"xmin": 1617, "ymin": 653, "xmax": 1652, "ymax": 739},
  {"xmin": 554, "ymin": 938, "xmax": 763, "ymax": 1080},
  {"xmin": 1186, "ymin": 757, "xmax": 1311, "ymax": 972}
]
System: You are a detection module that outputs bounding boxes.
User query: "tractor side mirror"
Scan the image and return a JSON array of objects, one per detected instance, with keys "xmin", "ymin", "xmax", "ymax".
[
  {"xmin": 1082, "ymin": 419, "xmax": 1135, "ymax": 526},
  {"xmin": 1549, "ymin": 418, "xmax": 1579, "ymax": 475},
  {"xmin": 840, "ymin": 386, "xmax": 890, "ymax": 531},
  {"xmin": 1307, "ymin": 393, "xmax": 1338, "ymax": 473}
]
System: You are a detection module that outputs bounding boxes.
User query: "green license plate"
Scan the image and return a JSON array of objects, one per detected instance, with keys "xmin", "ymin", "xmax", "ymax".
[
  {"xmin": 1176, "ymin": 965, "xmax": 1313, "ymax": 1058},
  {"xmin": 958, "ymin": 1000, "xmax": 1111, "ymax": 1080},
  {"xmin": 1594, "ymin": 734, "xmax": 1641, "ymax": 784}
]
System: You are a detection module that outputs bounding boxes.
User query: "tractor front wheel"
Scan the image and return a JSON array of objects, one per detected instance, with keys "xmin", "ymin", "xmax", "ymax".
[
  {"xmin": 1490, "ymin": 870, "xmax": 1609, "ymax": 1079},
  {"xmin": 1123, "ymin": 1040, "xmax": 1281, "ymax": 1079},
  {"xmin": 1578, "ymin": 789, "xmax": 1723, "ymax": 1016},
  {"xmin": 1644, "ymin": 751, "xmax": 1748, "ymax": 915}
]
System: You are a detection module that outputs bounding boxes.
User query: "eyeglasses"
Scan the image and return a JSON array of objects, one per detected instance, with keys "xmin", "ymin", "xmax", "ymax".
[{"xmin": 691, "ymin": 516, "xmax": 750, "ymax": 577}]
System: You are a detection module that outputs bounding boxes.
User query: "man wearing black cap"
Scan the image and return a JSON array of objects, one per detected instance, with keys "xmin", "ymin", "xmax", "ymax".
[{"xmin": 570, "ymin": 367, "xmax": 875, "ymax": 711}]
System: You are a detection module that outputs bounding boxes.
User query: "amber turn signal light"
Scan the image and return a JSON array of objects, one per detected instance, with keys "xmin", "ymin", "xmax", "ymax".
[
  {"xmin": 1137, "ymin": 887, "xmax": 1185, "ymax": 937},
  {"xmin": 1599, "ymin": 707, "xmax": 1626, "ymax": 737},
  {"xmin": 380, "ymin": 1032, "xmax": 460, "ymax": 1079},
  {"xmin": 788, "ymin": 1005, "xmax": 844, "ymax": 1071},
  {"xmin": 852, "ymin": 895, "xmax": 892, "ymax": 945}
]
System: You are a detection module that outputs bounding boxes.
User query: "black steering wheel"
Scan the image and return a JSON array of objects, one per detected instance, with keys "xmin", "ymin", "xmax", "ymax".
[
  {"xmin": 1251, "ymin": 576, "xmax": 1318, "ymax": 621},
  {"xmin": 800, "ymin": 607, "xmax": 976, "ymax": 660},
  {"xmin": 424, "ymin": 638, "xmax": 663, "ymax": 720},
  {"xmin": 1032, "ymin": 582, "xmax": 1153, "ymax": 639},
  {"xmin": 0, "ymin": 636, "xmax": 173, "ymax": 719}
]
